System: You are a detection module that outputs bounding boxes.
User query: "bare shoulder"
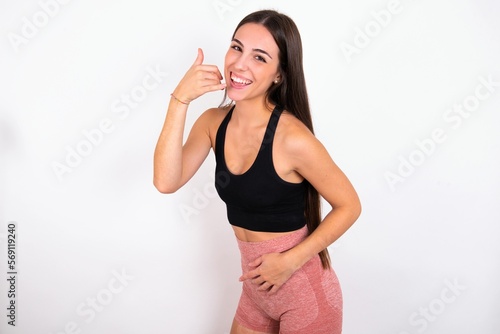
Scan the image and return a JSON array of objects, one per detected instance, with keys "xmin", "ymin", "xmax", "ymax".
[
  {"xmin": 193, "ymin": 105, "xmax": 231, "ymax": 129},
  {"xmin": 276, "ymin": 111, "xmax": 321, "ymax": 155},
  {"xmin": 198, "ymin": 104, "xmax": 230, "ymax": 120},
  {"xmin": 196, "ymin": 105, "xmax": 233, "ymax": 148}
]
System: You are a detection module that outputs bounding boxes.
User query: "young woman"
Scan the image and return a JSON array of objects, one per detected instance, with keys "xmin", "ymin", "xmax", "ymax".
[{"xmin": 154, "ymin": 9, "xmax": 361, "ymax": 334}]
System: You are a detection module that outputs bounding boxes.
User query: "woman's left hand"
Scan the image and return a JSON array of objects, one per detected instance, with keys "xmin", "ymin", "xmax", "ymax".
[{"xmin": 239, "ymin": 252, "xmax": 297, "ymax": 294}]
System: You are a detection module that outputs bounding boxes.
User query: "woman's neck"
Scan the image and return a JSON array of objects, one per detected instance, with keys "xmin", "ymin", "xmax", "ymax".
[{"xmin": 232, "ymin": 98, "xmax": 275, "ymax": 127}]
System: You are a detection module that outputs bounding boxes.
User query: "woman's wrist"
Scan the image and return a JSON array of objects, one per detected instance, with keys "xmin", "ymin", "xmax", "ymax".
[
  {"xmin": 283, "ymin": 247, "xmax": 309, "ymax": 272},
  {"xmin": 170, "ymin": 93, "xmax": 190, "ymax": 105}
]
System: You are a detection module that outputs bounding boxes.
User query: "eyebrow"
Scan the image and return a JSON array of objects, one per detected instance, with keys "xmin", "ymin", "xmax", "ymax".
[{"xmin": 232, "ymin": 38, "xmax": 273, "ymax": 59}]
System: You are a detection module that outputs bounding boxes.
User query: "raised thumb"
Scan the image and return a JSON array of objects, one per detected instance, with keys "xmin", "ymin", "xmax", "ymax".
[{"xmin": 193, "ymin": 48, "xmax": 204, "ymax": 66}]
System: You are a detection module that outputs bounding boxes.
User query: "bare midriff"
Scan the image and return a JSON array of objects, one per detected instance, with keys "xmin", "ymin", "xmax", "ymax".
[{"xmin": 232, "ymin": 225, "xmax": 300, "ymax": 242}]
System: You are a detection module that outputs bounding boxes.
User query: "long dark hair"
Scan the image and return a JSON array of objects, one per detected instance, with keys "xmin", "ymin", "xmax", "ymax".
[{"xmin": 226, "ymin": 9, "xmax": 331, "ymax": 269}]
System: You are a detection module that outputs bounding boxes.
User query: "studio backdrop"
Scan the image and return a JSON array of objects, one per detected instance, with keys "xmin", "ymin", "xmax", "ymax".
[{"xmin": 1, "ymin": 0, "xmax": 499, "ymax": 333}]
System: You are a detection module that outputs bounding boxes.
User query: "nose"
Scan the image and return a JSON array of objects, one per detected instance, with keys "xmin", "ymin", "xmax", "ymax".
[{"xmin": 233, "ymin": 53, "xmax": 249, "ymax": 71}]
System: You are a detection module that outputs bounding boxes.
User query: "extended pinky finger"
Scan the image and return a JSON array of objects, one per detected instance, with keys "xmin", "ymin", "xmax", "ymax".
[{"xmin": 203, "ymin": 82, "xmax": 226, "ymax": 93}]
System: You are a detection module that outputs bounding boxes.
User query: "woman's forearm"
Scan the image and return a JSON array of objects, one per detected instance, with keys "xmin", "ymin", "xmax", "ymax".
[
  {"xmin": 286, "ymin": 204, "xmax": 362, "ymax": 271},
  {"xmin": 153, "ymin": 97, "xmax": 189, "ymax": 193}
]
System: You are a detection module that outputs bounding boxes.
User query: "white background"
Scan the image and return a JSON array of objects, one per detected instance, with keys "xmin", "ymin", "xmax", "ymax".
[{"xmin": 1, "ymin": 0, "xmax": 499, "ymax": 333}]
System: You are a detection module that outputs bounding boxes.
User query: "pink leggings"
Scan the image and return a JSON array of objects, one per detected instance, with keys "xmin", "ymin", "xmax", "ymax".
[{"xmin": 235, "ymin": 225, "xmax": 343, "ymax": 334}]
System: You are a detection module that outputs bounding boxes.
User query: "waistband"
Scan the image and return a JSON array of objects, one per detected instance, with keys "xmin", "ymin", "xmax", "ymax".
[{"xmin": 236, "ymin": 225, "xmax": 309, "ymax": 266}]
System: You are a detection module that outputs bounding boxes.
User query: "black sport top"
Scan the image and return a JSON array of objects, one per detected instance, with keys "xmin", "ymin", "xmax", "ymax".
[{"xmin": 214, "ymin": 105, "xmax": 307, "ymax": 232}]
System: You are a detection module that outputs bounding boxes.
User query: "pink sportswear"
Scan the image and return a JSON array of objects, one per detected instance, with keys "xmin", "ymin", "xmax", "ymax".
[{"xmin": 235, "ymin": 225, "xmax": 343, "ymax": 333}]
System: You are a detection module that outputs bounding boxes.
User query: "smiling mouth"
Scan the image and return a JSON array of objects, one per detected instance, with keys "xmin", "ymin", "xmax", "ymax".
[{"xmin": 230, "ymin": 72, "xmax": 253, "ymax": 86}]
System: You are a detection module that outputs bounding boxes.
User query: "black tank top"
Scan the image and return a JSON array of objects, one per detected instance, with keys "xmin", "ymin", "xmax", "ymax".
[{"xmin": 214, "ymin": 105, "xmax": 307, "ymax": 232}]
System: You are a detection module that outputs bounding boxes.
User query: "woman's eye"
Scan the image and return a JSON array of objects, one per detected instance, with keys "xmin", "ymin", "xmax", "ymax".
[
  {"xmin": 255, "ymin": 55, "xmax": 266, "ymax": 63},
  {"xmin": 231, "ymin": 45, "xmax": 241, "ymax": 51}
]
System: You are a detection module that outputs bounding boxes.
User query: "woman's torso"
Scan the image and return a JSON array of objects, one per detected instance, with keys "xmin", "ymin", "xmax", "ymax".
[{"xmin": 207, "ymin": 105, "xmax": 307, "ymax": 242}]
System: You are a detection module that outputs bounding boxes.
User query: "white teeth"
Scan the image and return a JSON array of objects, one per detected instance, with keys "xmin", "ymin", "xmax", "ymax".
[{"xmin": 231, "ymin": 74, "xmax": 252, "ymax": 85}]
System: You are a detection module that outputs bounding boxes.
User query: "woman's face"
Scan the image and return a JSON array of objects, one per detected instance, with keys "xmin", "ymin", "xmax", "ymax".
[{"xmin": 224, "ymin": 23, "xmax": 281, "ymax": 103}]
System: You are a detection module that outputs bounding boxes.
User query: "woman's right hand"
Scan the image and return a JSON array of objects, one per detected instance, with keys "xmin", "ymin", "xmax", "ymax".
[{"xmin": 172, "ymin": 48, "xmax": 226, "ymax": 104}]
